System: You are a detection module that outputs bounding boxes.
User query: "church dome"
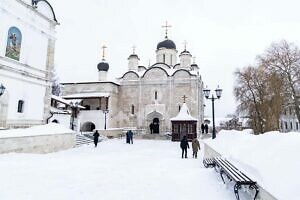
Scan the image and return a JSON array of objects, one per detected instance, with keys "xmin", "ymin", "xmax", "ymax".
[
  {"xmin": 157, "ymin": 38, "xmax": 176, "ymax": 50},
  {"xmin": 97, "ymin": 61, "xmax": 109, "ymax": 71}
]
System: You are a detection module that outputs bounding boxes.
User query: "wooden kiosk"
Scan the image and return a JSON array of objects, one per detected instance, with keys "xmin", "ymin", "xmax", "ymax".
[{"xmin": 170, "ymin": 102, "xmax": 198, "ymax": 142}]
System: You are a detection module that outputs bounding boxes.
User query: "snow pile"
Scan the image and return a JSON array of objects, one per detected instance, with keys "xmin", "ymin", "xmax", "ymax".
[
  {"xmin": 0, "ymin": 140, "xmax": 235, "ymax": 200},
  {"xmin": 206, "ymin": 130, "xmax": 300, "ymax": 200},
  {"xmin": 0, "ymin": 123, "xmax": 74, "ymax": 138}
]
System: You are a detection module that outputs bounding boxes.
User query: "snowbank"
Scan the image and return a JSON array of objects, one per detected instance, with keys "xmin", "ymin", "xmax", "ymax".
[
  {"xmin": 0, "ymin": 123, "xmax": 74, "ymax": 138},
  {"xmin": 0, "ymin": 123, "xmax": 75, "ymax": 153},
  {"xmin": 205, "ymin": 130, "xmax": 300, "ymax": 200}
]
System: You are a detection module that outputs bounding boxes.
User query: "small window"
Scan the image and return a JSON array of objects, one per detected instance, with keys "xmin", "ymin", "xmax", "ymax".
[
  {"xmin": 284, "ymin": 122, "xmax": 288, "ymax": 130},
  {"xmin": 17, "ymin": 100, "xmax": 24, "ymax": 113},
  {"xmin": 290, "ymin": 122, "xmax": 293, "ymax": 130},
  {"xmin": 163, "ymin": 54, "xmax": 165, "ymax": 63},
  {"xmin": 296, "ymin": 122, "xmax": 299, "ymax": 130},
  {"xmin": 179, "ymin": 105, "xmax": 181, "ymax": 111},
  {"xmin": 131, "ymin": 105, "xmax": 134, "ymax": 115},
  {"xmin": 155, "ymin": 91, "xmax": 158, "ymax": 100}
]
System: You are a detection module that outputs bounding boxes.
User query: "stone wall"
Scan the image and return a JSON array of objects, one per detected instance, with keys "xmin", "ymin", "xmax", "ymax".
[{"xmin": 0, "ymin": 133, "xmax": 75, "ymax": 154}]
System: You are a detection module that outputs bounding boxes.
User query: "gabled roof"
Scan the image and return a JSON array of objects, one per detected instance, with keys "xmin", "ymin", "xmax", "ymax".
[{"xmin": 170, "ymin": 103, "xmax": 198, "ymax": 121}]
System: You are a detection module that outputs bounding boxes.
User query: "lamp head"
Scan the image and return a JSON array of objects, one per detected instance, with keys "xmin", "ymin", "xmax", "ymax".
[
  {"xmin": 215, "ymin": 86, "xmax": 222, "ymax": 99},
  {"xmin": 203, "ymin": 88, "xmax": 210, "ymax": 99}
]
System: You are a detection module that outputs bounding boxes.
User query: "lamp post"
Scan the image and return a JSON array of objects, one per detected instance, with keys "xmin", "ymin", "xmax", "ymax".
[
  {"xmin": 70, "ymin": 101, "xmax": 79, "ymax": 131},
  {"xmin": 0, "ymin": 83, "xmax": 6, "ymax": 96},
  {"xmin": 203, "ymin": 86, "xmax": 222, "ymax": 139},
  {"xmin": 102, "ymin": 109, "xmax": 109, "ymax": 130}
]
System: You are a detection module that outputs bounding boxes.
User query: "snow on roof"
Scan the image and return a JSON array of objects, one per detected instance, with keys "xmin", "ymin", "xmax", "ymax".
[
  {"xmin": 50, "ymin": 107, "xmax": 71, "ymax": 114},
  {"xmin": 51, "ymin": 95, "xmax": 70, "ymax": 105},
  {"xmin": 170, "ymin": 103, "xmax": 198, "ymax": 121},
  {"xmin": 62, "ymin": 92, "xmax": 110, "ymax": 99},
  {"xmin": 0, "ymin": 123, "xmax": 74, "ymax": 138}
]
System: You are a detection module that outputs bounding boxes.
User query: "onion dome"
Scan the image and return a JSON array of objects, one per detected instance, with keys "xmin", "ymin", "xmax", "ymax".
[
  {"xmin": 97, "ymin": 60, "xmax": 109, "ymax": 71},
  {"xmin": 157, "ymin": 38, "xmax": 176, "ymax": 50},
  {"xmin": 128, "ymin": 54, "xmax": 140, "ymax": 60}
]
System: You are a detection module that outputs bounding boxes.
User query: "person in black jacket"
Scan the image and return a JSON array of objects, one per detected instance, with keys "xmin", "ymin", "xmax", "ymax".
[
  {"xmin": 93, "ymin": 130, "xmax": 100, "ymax": 147},
  {"xmin": 180, "ymin": 135, "xmax": 189, "ymax": 158}
]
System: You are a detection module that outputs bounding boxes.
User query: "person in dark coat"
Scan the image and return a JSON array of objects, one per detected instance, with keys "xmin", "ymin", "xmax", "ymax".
[
  {"xmin": 180, "ymin": 135, "xmax": 189, "ymax": 158},
  {"xmin": 201, "ymin": 123, "xmax": 205, "ymax": 134},
  {"xmin": 126, "ymin": 131, "xmax": 130, "ymax": 144},
  {"xmin": 128, "ymin": 130, "xmax": 133, "ymax": 144},
  {"xmin": 204, "ymin": 124, "xmax": 209, "ymax": 134},
  {"xmin": 93, "ymin": 130, "xmax": 100, "ymax": 147},
  {"xmin": 149, "ymin": 123, "xmax": 154, "ymax": 134}
]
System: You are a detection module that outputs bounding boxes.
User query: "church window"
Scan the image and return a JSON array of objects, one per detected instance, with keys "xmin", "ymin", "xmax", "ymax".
[
  {"xmin": 17, "ymin": 100, "xmax": 24, "ymax": 113},
  {"xmin": 290, "ymin": 122, "xmax": 293, "ymax": 130},
  {"xmin": 178, "ymin": 105, "xmax": 181, "ymax": 111},
  {"xmin": 155, "ymin": 91, "xmax": 158, "ymax": 100},
  {"xmin": 284, "ymin": 121, "xmax": 288, "ymax": 130},
  {"xmin": 163, "ymin": 54, "xmax": 165, "ymax": 63},
  {"xmin": 296, "ymin": 122, "xmax": 299, "ymax": 130},
  {"xmin": 5, "ymin": 27, "xmax": 22, "ymax": 61},
  {"xmin": 131, "ymin": 105, "xmax": 134, "ymax": 114}
]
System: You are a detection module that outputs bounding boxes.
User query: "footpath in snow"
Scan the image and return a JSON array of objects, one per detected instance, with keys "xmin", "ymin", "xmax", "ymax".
[{"xmin": 0, "ymin": 139, "xmax": 235, "ymax": 200}]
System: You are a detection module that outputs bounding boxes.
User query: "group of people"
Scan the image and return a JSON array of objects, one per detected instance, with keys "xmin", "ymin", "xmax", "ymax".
[
  {"xmin": 201, "ymin": 123, "xmax": 209, "ymax": 134},
  {"xmin": 180, "ymin": 135, "xmax": 201, "ymax": 159}
]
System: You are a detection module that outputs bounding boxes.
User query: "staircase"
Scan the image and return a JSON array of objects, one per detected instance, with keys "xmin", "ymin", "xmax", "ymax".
[{"xmin": 75, "ymin": 134, "xmax": 94, "ymax": 147}]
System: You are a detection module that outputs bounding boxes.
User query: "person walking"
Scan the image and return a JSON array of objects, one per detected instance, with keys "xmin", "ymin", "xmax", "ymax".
[
  {"xmin": 204, "ymin": 124, "xmax": 209, "ymax": 134},
  {"xmin": 180, "ymin": 135, "xmax": 189, "ymax": 158},
  {"xmin": 93, "ymin": 130, "xmax": 100, "ymax": 147},
  {"xmin": 201, "ymin": 123, "xmax": 205, "ymax": 134},
  {"xmin": 126, "ymin": 130, "xmax": 130, "ymax": 144},
  {"xmin": 128, "ymin": 130, "xmax": 133, "ymax": 144},
  {"xmin": 192, "ymin": 138, "xmax": 200, "ymax": 158}
]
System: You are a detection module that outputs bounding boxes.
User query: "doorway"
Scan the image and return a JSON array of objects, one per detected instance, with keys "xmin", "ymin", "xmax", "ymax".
[{"xmin": 153, "ymin": 118, "xmax": 159, "ymax": 134}]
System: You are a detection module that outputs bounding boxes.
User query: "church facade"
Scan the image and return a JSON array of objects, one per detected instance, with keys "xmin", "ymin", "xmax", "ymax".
[
  {"xmin": 61, "ymin": 34, "xmax": 204, "ymax": 134},
  {"xmin": 0, "ymin": 0, "xmax": 58, "ymax": 128}
]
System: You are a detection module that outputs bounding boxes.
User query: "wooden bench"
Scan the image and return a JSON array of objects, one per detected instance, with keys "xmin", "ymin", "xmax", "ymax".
[
  {"xmin": 203, "ymin": 157, "xmax": 215, "ymax": 168},
  {"xmin": 203, "ymin": 157, "xmax": 259, "ymax": 200}
]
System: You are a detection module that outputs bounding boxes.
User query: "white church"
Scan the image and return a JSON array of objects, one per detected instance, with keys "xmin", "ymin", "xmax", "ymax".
[
  {"xmin": 0, "ymin": 0, "xmax": 58, "ymax": 129},
  {"xmin": 59, "ymin": 27, "xmax": 205, "ymax": 135}
]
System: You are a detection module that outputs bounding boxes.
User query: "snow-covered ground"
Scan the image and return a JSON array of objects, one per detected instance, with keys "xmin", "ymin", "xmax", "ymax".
[
  {"xmin": 206, "ymin": 130, "xmax": 300, "ymax": 200},
  {"xmin": 0, "ymin": 139, "xmax": 236, "ymax": 200}
]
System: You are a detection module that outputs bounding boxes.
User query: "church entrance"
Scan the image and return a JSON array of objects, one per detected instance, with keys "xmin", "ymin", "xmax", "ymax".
[{"xmin": 153, "ymin": 118, "xmax": 159, "ymax": 134}]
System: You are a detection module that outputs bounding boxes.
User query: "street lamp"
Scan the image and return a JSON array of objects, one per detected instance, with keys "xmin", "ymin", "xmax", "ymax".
[
  {"xmin": 0, "ymin": 83, "xmax": 6, "ymax": 96},
  {"xmin": 102, "ymin": 109, "xmax": 109, "ymax": 130},
  {"xmin": 70, "ymin": 101, "xmax": 79, "ymax": 131},
  {"xmin": 203, "ymin": 86, "xmax": 222, "ymax": 139}
]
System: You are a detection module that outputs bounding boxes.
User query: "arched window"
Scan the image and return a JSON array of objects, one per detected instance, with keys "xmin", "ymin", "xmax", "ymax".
[
  {"xmin": 131, "ymin": 105, "xmax": 134, "ymax": 115},
  {"xmin": 17, "ymin": 100, "xmax": 24, "ymax": 113},
  {"xmin": 155, "ymin": 91, "xmax": 158, "ymax": 100},
  {"xmin": 178, "ymin": 105, "xmax": 181, "ymax": 111},
  {"xmin": 163, "ymin": 54, "xmax": 165, "ymax": 63},
  {"xmin": 5, "ymin": 27, "xmax": 22, "ymax": 61}
]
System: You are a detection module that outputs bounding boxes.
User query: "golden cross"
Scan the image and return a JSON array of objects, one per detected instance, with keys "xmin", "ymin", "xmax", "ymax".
[
  {"xmin": 183, "ymin": 40, "xmax": 187, "ymax": 50},
  {"xmin": 182, "ymin": 95, "xmax": 188, "ymax": 103},
  {"xmin": 132, "ymin": 45, "xmax": 136, "ymax": 54},
  {"xmin": 101, "ymin": 45, "xmax": 107, "ymax": 60},
  {"xmin": 161, "ymin": 21, "xmax": 172, "ymax": 38}
]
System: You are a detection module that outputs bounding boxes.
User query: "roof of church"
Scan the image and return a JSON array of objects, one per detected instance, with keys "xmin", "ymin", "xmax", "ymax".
[
  {"xmin": 157, "ymin": 38, "xmax": 176, "ymax": 50},
  {"xmin": 170, "ymin": 103, "xmax": 198, "ymax": 121}
]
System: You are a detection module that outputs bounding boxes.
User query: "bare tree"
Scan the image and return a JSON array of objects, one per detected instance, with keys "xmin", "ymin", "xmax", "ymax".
[
  {"xmin": 258, "ymin": 40, "xmax": 300, "ymax": 123},
  {"xmin": 234, "ymin": 65, "xmax": 285, "ymax": 133}
]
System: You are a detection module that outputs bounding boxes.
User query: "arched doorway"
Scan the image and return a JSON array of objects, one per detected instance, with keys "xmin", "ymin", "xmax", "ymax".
[
  {"xmin": 81, "ymin": 122, "xmax": 96, "ymax": 132},
  {"xmin": 153, "ymin": 118, "xmax": 159, "ymax": 134},
  {"xmin": 52, "ymin": 119, "xmax": 59, "ymax": 123}
]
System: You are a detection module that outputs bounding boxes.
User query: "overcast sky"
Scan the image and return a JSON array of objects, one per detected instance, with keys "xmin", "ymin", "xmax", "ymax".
[{"xmin": 51, "ymin": 0, "xmax": 300, "ymax": 118}]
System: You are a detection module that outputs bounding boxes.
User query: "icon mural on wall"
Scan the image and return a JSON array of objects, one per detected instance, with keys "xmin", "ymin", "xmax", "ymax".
[{"xmin": 5, "ymin": 27, "xmax": 22, "ymax": 61}]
